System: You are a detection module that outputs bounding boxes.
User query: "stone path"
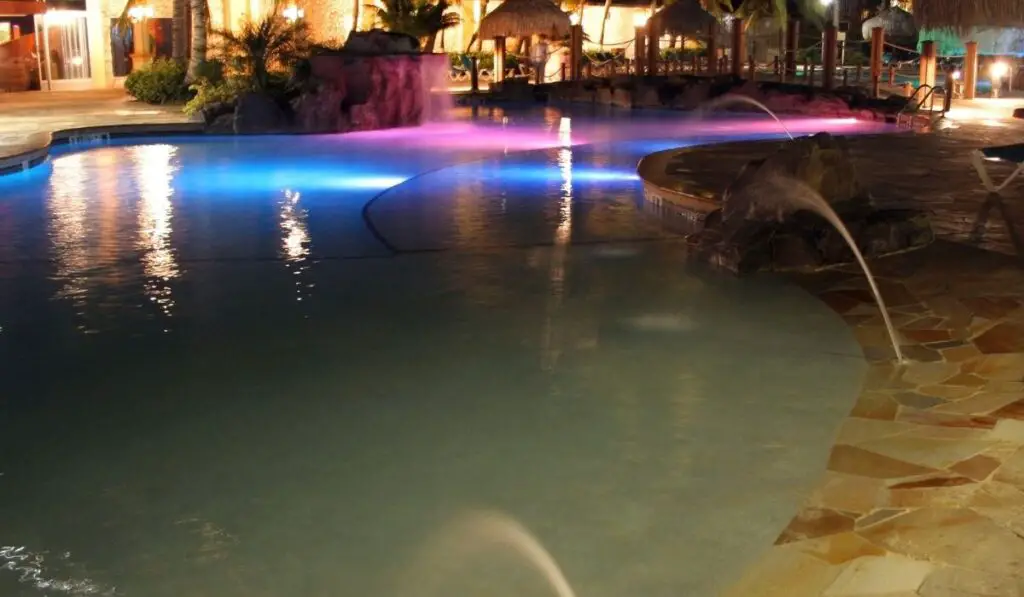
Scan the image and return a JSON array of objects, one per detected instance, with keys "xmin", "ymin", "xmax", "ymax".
[
  {"xmin": 723, "ymin": 243, "xmax": 1024, "ymax": 596},
  {"xmin": 660, "ymin": 119, "xmax": 1024, "ymax": 257},
  {"xmin": 0, "ymin": 90, "xmax": 192, "ymax": 161}
]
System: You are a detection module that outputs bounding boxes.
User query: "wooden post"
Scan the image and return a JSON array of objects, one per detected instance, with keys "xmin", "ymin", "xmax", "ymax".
[
  {"xmin": 804, "ymin": 59, "xmax": 811, "ymax": 86},
  {"xmin": 870, "ymin": 26, "xmax": 884, "ymax": 97},
  {"xmin": 822, "ymin": 24, "xmax": 837, "ymax": 91},
  {"xmin": 470, "ymin": 55, "xmax": 479, "ymax": 92},
  {"xmin": 585, "ymin": 60, "xmax": 593, "ymax": 79},
  {"xmin": 773, "ymin": 55, "xmax": 780, "ymax": 76},
  {"xmin": 855, "ymin": 64, "xmax": 863, "ymax": 83},
  {"xmin": 943, "ymin": 70, "xmax": 954, "ymax": 111},
  {"xmin": 730, "ymin": 19, "xmax": 745, "ymax": 77},
  {"xmin": 920, "ymin": 40, "xmax": 936, "ymax": 88},
  {"xmin": 647, "ymin": 22, "xmax": 660, "ymax": 76},
  {"xmin": 560, "ymin": 62, "xmax": 566, "ymax": 81},
  {"xmin": 785, "ymin": 18, "xmax": 799, "ymax": 80},
  {"xmin": 691, "ymin": 54, "xmax": 698, "ymax": 73},
  {"xmin": 707, "ymin": 21, "xmax": 718, "ymax": 74},
  {"xmin": 888, "ymin": 64, "xmax": 896, "ymax": 85},
  {"xmin": 748, "ymin": 55, "xmax": 756, "ymax": 80},
  {"xmin": 635, "ymin": 26, "xmax": 647, "ymax": 76},
  {"xmin": 569, "ymin": 25, "xmax": 582, "ymax": 80},
  {"xmin": 842, "ymin": 68, "xmax": 848, "ymax": 86},
  {"xmin": 964, "ymin": 40, "xmax": 978, "ymax": 99},
  {"xmin": 494, "ymin": 36, "xmax": 506, "ymax": 83}
]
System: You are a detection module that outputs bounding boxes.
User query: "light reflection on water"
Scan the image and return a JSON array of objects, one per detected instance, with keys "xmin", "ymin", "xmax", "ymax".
[
  {"xmin": 0, "ymin": 107, "xmax": 886, "ymax": 597},
  {"xmin": 132, "ymin": 144, "xmax": 179, "ymax": 322}
]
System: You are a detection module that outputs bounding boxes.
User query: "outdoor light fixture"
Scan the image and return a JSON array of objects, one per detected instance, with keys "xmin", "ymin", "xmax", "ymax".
[
  {"xmin": 282, "ymin": 4, "xmax": 304, "ymax": 21},
  {"xmin": 819, "ymin": 0, "xmax": 833, "ymax": 4},
  {"xmin": 991, "ymin": 61, "xmax": 1009, "ymax": 79},
  {"xmin": 632, "ymin": 10, "xmax": 648, "ymax": 27},
  {"xmin": 952, "ymin": 70, "xmax": 961, "ymax": 80},
  {"xmin": 127, "ymin": 4, "xmax": 153, "ymax": 21},
  {"xmin": 569, "ymin": 13, "xmax": 580, "ymax": 26}
]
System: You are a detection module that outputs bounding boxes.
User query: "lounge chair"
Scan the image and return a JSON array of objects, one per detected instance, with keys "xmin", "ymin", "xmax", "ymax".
[{"xmin": 971, "ymin": 144, "xmax": 1024, "ymax": 194}]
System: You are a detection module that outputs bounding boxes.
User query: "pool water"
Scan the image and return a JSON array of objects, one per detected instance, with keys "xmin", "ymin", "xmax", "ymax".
[{"xmin": 0, "ymin": 106, "xmax": 883, "ymax": 597}]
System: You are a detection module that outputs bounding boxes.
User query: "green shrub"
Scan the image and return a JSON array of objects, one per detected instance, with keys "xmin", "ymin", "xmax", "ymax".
[
  {"xmin": 124, "ymin": 58, "xmax": 188, "ymax": 104},
  {"xmin": 191, "ymin": 59, "xmax": 225, "ymax": 84},
  {"xmin": 184, "ymin": 77, "xmax": 247, "ymax": 116}
]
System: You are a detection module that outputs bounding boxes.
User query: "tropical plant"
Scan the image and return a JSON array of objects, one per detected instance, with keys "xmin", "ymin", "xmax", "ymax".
[
  {"xmin": 368, "ymin": 0, "xmax": 460, "ymax": 51},
  {"xmin": 211, "ymin": 14, "xmax": 311, "ymax": 91},
  {"xmin": 183, "ymin": 76, "xmax": 248, "ymax": 115},
  {"xmin": 124, "ymin": 58, "xmax": 189, "ymax": 103},
  {"xmin": 173, "ymin": 0, "xmax": 187, "ymax": 60}
]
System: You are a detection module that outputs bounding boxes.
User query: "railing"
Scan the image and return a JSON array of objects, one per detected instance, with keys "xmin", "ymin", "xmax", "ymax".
[{"xmin": 896, "ymin": 84, "xmax": 945, "ymax": 127}]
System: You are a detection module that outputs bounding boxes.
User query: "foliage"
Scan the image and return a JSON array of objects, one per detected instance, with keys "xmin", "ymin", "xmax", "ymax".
[
  {"xmin": 447, "ymin": 52, "xmax": 520, "ymax": 72},
  {"xmin": 795, "ymin": 47, "xmax": 821, "ymax": 64},
  {"xmin": 191, "ymin": 59, "xmax": 225, "ymax": 83},
  {"xmin": 660, "ymin": 46, "xmax": 706, "ymax": 61},
  {"xmin": 368, "ymin": 0, "xmax": 460, "ymax": 41},
  {"xmin": 124, "ymin": 58, "xmax": 189, "ymax": 104},
  {"xmin": 843, "ymin": 50, "xmax": 869, "ymax": 67},
  {"xmin": 183, "ymin": 76, "xmax": 245, "ymax": 115},
  {"xmin": 211, "ymin": 14, "xmax": 310, "ymax": 91}
]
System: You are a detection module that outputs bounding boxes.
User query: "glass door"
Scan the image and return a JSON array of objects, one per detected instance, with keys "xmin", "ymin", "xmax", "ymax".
[{"xmin": 35, "ymin": 11, "xmax": 92, "ymax": 90}]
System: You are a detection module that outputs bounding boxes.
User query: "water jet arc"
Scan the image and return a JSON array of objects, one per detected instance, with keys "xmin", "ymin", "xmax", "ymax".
[{"xmin": 698, "ymin": 95, "xmax": 796, "ymax": 141}]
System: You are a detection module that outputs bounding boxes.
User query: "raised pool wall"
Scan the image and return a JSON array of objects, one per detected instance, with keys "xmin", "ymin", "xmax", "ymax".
[{"xmin": 293, "ymin": 53, "xmax": 451, "ymax": 133}]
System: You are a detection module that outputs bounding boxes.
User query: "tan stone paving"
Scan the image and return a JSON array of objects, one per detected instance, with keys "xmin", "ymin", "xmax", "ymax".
[
  {"xmin": 0, "ymin": 90, "xmax": 192, "ymax": 160},
  {"xmin": 722, "ymin": 243, "xmax": 1024, "ymax": 596}
]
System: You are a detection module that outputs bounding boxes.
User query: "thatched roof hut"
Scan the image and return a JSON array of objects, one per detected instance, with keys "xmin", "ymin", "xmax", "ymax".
[
  {"xmin": 648, "ymin": 0, "xmax": 717, "ymax": 37},
  {"xmin": 914, "ymin": 0, "xmax": 1024, "ymax": 32},
  {"xmin": 861, "ymin": 7, "xmax": 917, "ymax": 40},
  {"xmin": 478, "ymin": 0, "xmax": 571, "ymax": 40}
]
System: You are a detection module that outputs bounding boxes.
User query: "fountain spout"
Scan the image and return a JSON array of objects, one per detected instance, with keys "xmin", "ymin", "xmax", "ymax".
[{"xmin": 697, "ymin": 94, "xmax": 796, "ymax": 141}]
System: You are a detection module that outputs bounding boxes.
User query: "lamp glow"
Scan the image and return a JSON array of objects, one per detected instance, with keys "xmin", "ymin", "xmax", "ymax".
[
  {"xmin": 569, "ymin": 13, "xmax": 580, "ymax": 26},
  {"xmin": 952, "ymin": 70, "xmax": 961, "ymax": 80},
  {"xmin": 126, "ymin": 4, "xmax": 153, "ymax": 21},
  {"xmin": 632, "ymin": 11, "xmax": 648, "ymax": 27},
  {"xmin": 991, "ymin": 61, "xmax": 1009, "ymax": 79},
  {"xmin": 282, "ymin": 4, "xmax": 304, "ymax": 21}
]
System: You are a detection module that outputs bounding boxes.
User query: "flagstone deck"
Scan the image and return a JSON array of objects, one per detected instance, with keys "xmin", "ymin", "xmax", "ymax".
[{"xmin": 723, "ymin": 243, "xmax": 1024, "ymax": 596}]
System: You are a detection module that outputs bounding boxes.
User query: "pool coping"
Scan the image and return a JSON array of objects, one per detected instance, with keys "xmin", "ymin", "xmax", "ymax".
[{"xmin": 0, "ymin": 122, "xmax": 206, "ymax": 177}]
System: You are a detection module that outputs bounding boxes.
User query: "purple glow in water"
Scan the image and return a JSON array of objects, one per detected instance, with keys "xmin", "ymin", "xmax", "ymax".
[{"xmin": 339, "ymin": 115, "xmax": 884, "ymax": 153}]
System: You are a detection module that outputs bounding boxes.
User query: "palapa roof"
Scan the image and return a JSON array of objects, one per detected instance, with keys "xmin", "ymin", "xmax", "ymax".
[
  {"xmin": 862, "ymin": 7, "xmax": 917, "ymax": 40},
  {"xmin": 914, "ymin": 0, "xmax": 1024, "ymax": 32},
  {"xmin": 478, "ymin": 0, "xmax": 571, "ymax": 39},
  {"xmin": 648, "ymin": 0, "xmax": 717, "ymax": 36}
]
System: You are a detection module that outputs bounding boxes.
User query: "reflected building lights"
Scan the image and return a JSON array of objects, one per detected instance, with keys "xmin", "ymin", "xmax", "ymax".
[
  {"xmin": 279, "ymin": 189, "xmax": 312, "ymax": 303},
  {"xmin": 541, "ymin": 118, "xmax": 574, "ymax": 370},
  {"xmin": 131, "ymin": 144, "xmax": 180, "ymax": 321},
  {"xmin": 48, "ymin": 153, "xmax": 89, "ymax": 308}
]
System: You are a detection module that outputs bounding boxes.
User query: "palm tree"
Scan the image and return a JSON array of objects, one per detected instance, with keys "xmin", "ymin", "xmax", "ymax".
[
  {"xmin": 173, "ymin": 0, "xmax": 188, "ymax": 60},
  {"xmin": 212, "ymin": 14, "xmax": 310, "ymax": 90},
  {"xmin": 369, "ymin": 0, "xmax": 461, "ymax": 51},
  {"xmin": 187, "ymin": 0, "xmax": 209, "ymax": 80}
]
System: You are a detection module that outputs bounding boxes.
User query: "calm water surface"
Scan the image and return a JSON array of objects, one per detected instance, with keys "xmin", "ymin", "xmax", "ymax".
[{"xmin": 0, "ymin": 106, "xmax": 882, "ymax": 597}]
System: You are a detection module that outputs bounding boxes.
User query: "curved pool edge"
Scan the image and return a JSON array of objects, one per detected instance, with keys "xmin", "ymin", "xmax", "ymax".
[
  {"xmin": 720, "ymin": 242, "xmax": 1024, "ymax": 596},
  {"xmin": 0, "ymin": 122, "xmax": 206, "ymax": 177}
]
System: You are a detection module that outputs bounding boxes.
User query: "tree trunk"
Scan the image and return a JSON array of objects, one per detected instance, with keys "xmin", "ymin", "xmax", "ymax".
[
  {"xmin": 598, "ymin": 0, "xmax": 612, "ymax": 47},
  {"xmin": 172, "ymin": 0, "xmax": 187, "ymax": 61},
  {"xmin": 186, "ymin": 0, "xmax": 206, "ymax": 81},
  {"xmin": 352, "ymin": 0, "xmax": 360, "ymax": 34}
]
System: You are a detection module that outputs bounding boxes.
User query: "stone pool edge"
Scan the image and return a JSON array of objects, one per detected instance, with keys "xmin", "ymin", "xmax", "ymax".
[
  {"xmin": 0, "ymin": 122, "xmax": 207, "ymax": 177},
  {"xmin": 721, "ymin": 242, "xmax": 1024, "ymax": 596}
]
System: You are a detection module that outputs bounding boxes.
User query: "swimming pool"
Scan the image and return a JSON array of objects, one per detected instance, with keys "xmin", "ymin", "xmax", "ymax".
[{"xmin": 0, "ymin": 106, "xmax": 886, "ymax": 597}]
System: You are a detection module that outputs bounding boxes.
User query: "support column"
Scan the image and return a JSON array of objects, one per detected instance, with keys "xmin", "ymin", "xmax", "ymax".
[
  {"xmin": 635, "ymin": 26, "xmax": 647, "ymax": 76},
  {"xmin": 494, "ymin": 35, "xmax": 506, "ymax": 83},
  {"xmin": 647, "ymin": 21, "xmax": 660, "ymax": 76},
  {"xmin": 822, "ymin": 24, "xmax": 837, "ymax": 90},
  {"xmin": 706, "ymin": 21, "xmax": 718, "ymax": 75},
  {"xmin": 730, "ymin": 19, "xmax": 745, "ymax": 77},
  {"xmin": 964, "ymin": 40, "xmax": 978, "ymax": 99},
  {"xmin": 784, "ymin": 18, "xmax": 799, "ymax": 79},
  {"xmin": 919, "ymin": 40, "xmax": 936, "ymax": 89},
  {"xmin": 870, "ymin": 26, "xmax": 884, "ymax": 97},
  {"xmin": 569, "ymin": 26, "xmax": 582, "ymax": 80}
]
